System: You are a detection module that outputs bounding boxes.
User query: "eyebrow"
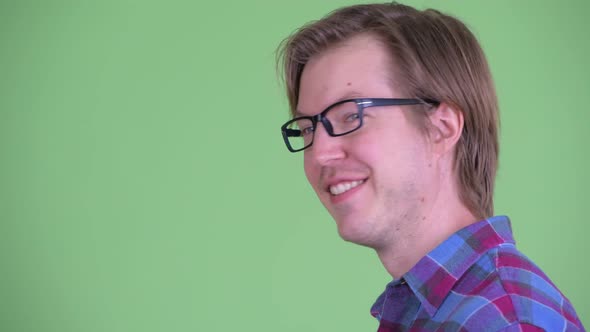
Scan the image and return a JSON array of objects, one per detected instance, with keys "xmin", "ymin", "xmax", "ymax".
[{"xmin": 294, "ymin": 91, "xmax": 366, "ymax": 117}]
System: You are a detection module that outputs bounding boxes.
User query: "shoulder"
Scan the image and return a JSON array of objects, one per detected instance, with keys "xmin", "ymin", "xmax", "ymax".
[
  {"xmin": 497, "ymin": 322, "xmax": 581, "ymax": 332},
  {"xmin": 443, "ymin": 245, "xmax": 583, "ymax": 331}
]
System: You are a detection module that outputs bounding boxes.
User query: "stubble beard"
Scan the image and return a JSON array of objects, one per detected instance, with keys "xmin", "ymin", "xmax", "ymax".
[
  {"xmin": 369, "ymin": 183, "xmax": 423, "ymax": 253},
  {"xmin": 327, "ymin": 178, "xmax": 423, "ymax": 252}
]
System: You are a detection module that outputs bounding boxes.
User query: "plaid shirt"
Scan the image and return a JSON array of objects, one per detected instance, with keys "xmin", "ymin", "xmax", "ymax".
[{"xmin": 370, "ymin": 216, "xmax": 585, "ymax": 331}]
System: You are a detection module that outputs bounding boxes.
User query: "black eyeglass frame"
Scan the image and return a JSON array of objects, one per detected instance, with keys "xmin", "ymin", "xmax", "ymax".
[{"xmin": 280, "ymin": 98, "xmax": 439, "ymax": 152}]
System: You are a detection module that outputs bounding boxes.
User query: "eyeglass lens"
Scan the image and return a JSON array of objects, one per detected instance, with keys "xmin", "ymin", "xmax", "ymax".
[{"xmin": 285, "ymin": 101, "xmax": 362, "ymax": 151}]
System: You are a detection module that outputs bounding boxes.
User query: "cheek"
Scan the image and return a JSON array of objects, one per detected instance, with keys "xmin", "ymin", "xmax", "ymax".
[
  {"xmin": 351, "ymin": 130, "xmax": 395, "ymax": 164},
  {"xmin": 359, "ymin": 129, "xmax": 427, "ymax": 177},
  {"xmin": 303, "ymin": 154, "xmax": 318, "ymax": 186}
]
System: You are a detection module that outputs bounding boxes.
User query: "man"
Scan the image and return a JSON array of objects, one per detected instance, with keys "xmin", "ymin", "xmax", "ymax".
[{"xmin": 277, "ymin": 2, "xmax": 584, "ymax": 331}]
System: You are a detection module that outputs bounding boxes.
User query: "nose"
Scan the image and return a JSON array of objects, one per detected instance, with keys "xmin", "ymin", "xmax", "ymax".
[{"xmin": 307, "ymin": 121, "xmax": 346, "ymax": 165}]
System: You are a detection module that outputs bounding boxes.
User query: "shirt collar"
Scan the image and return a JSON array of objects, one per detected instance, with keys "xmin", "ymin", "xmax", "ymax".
[{"xmin": 401, "ymin": 215, "xmax": 515, "ymax": 317}]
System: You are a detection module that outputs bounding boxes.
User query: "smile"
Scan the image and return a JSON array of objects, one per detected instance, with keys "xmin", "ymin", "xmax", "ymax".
[{"xmin": 329, "ymin": 180, "xmax": 365, "ymax": 196}]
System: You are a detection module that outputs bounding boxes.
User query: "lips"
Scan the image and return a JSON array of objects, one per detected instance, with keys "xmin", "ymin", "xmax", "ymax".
[{"xmin": 329, "ymin": 179, "xmax": 366, "ymax": 196}]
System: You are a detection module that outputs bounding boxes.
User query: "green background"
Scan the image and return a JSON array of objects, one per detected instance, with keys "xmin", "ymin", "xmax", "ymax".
[{"xmin": 1, "ymin": 1, "xmax": 588, "ymax": 331}]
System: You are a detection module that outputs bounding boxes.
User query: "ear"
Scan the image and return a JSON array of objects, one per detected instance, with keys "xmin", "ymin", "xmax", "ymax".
[{"xmin": 427, "ymin": 102, "xmax": 464, "ymax": 156}]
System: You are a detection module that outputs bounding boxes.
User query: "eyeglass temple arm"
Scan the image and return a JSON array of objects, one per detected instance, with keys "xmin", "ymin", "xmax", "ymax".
[
  {"xmin": 367, "ymin": 98, "xmax": 440, "ymax": 107},
  {"xmin": 285, "ymin": 128, "xmax": 301, "ymax": 137}
]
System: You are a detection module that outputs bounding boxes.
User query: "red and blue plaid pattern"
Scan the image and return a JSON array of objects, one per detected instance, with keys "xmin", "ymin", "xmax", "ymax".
[{"xmin": 370, "ymin": 216, "xmax": 585, "ymax": 331}]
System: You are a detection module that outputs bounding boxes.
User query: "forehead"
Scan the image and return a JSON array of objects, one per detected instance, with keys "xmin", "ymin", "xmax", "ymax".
[{"xmin": 297, "ymin": 34, "xmax": 398, "ymax": 116}]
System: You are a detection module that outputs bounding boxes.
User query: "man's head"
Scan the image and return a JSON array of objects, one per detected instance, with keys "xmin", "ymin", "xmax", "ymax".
[{"xmin": 278, "ymin": 3, "xmax": 499, "ymax": 249}]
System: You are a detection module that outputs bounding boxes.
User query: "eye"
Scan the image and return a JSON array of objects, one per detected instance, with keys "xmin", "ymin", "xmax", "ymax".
[
  {"xmin": 301, "ymin": 125, "xmax": 315, "ymax": 136},
  {"xmin": 344, "ymin": 112, "xmax": 361, "ymax": 122}
]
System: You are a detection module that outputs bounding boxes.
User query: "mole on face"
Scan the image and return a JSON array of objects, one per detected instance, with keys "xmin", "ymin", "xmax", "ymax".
[{"xmin": 347, "ymin": 82, "xmax": 352, "ymax": 86}]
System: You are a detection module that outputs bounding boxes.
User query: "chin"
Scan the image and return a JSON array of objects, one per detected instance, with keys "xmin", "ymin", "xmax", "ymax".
[{"xmin": 335, "ymin": 220, "xmax": 376, "ymax": 248}]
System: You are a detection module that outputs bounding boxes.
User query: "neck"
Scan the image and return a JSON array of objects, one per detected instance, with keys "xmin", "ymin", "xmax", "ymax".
[{"xmin": 375, "ymin": 168, "xmax": 477, "ymax": 279}]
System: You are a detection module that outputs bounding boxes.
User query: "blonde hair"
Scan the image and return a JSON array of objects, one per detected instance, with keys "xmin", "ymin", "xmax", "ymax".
[{"xmin": 277, "ymin": 3, "xmax": 499, "ymax": 219}]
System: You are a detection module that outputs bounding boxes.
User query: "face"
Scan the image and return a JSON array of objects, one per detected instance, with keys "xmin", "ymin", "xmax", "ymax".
[{"xmin": 298, "ymin": 34, "xmax": 437, "ymax": 250}]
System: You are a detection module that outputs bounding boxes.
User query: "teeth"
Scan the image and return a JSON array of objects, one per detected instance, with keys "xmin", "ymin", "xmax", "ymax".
[{"xmin": 329, "ymin": 180, "xmax": 364, "ymax": 196}]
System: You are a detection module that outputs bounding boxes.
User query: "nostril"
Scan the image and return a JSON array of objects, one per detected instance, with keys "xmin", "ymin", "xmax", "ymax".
[{"xmin": 310, "ymin": 142, "xmax": 347, "ymax": 165}]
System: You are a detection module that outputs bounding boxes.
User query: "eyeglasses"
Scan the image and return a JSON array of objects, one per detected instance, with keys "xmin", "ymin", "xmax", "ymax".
[{"xmin": 280, "ymin": 98, "xmax": 439, "ymax": 152}]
